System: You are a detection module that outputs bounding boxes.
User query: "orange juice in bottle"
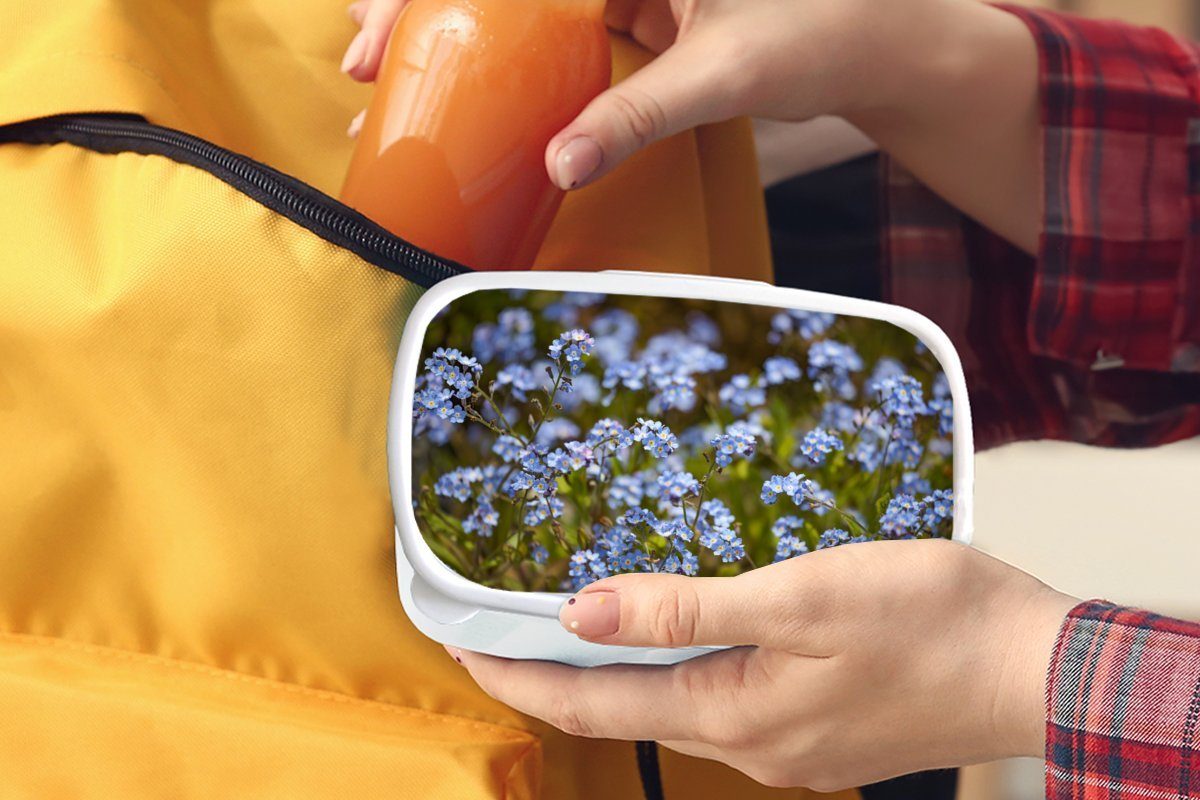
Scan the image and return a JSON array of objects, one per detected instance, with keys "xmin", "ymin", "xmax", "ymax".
[{"xmin": 341, "ymin": 0, "xmax": 611, "ymax": 269}]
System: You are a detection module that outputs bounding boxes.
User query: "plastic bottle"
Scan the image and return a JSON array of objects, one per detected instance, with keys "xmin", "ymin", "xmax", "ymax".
[{"xmin": 341, "ymin": 0, "xmax": 611, "ymax": 269}]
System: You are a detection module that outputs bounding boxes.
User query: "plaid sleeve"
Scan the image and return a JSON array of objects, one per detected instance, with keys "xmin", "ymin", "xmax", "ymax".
[
  {"xmin": 997, "ymin": 6, "xmax": 1200, "ymax": 374},
  {"xmin": 1047, "ymin": 601, "xmax": 1200, "ymax": 799}
]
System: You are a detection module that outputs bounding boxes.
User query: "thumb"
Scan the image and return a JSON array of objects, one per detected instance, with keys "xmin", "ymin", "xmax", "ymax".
[
  {"xmin": 559, "ymin": 571, "xmax": 779, "ymax": 649},
  {"xmin": 545, "ymin": 34, "xmax": 741, "ymax": 191}
]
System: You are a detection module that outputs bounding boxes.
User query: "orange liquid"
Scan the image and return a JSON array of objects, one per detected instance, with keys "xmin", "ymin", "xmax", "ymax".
[{"xmin": 341, "ymin": 0, "xmax": 611, "ymax": 269}]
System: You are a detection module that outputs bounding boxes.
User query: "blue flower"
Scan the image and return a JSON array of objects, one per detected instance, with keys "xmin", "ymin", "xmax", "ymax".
[
  {"xmin": 548, "ymin": 329, "xmax": 596, "ymax": 376},
  {"xmin": 879, "ymin": 494, "xmax": 922, "ymax": 538},
  {"xmin": 463, "ymin": 499, "xmax": 499, "ymax": 536},
  {"xmin": 609, "ymin": 547, "xmax": 650, "ymax": 573},
  {"xmin": 531, "ymin": 544, "xmax": 549, "ymax": 565},
  {"xmin": 762, "ymin": 356, "xmax": 802, "ymax": 386},
  {"xmin": 820, "ymin": 401, "xmax": 858, "ymax": 433},
  {"xmin": 706, "ymin": 529, "xmax": 746, "ymax": 562},
  {"xmin": 657, "ymin": 470, "xmax": 700, "ymax": 504},
  {"xmin": 760, "ymin": 472, "xmax": 820, "ymax": 509},
  {"xmin": 542, "ymin": 441, "xmax": 593, "ymax": 475},
  {"xmin": 696, "ymin": 500, "xmax": 744, "ymax": 562},
  {"xmin": 662, "ymin": 550, "xmax": 700, "ymax": 576},
  {"xmin": 494, "ymin": 363, "xmax": 540, "ymax": 401},
  {"xmin": 492, "ymin": 435, "xmax": 524, "ymax": 463},
  {"xmin": 923, "ymin": 489, "xmax": 954, "ymax": 529},
  {"xmin": 886, "ymin": 427, "xmax": 925, "ymax": 469},
  {"xmin": 534, "ymin": 418, "xmax": 580, "ymax": 446},
  {"xmin": 771, "ymin": 516, "xmax": 810, "ymax": 562},
  {"xmin": 655, "ymin": 517, "xmax": 694, "ymax": 545},
  {"xmin": 608, "ymin": 475, "xmax": 644, "ymax": 509},
  {"xmin": 601, "ymin": 360, "xmax": 647, "ymax": 397},
  {"xmin": 591, "ymin": 309, "xmax": 640, "ymax": 365},
  {"xmin": 585, "ymin": 419, "xmax": 630, "ymax": 449},
  {"xmin": 413, "ymin": 411, "xmax": 455, "ymax": 445},
  {"xmin": 632, "ymin": 418, "xmax": 679, "ymax": 458},
  {"xmin": 806, "ymin": 340, "xmax": 863, "ymax": 399},
  {"xmin": 769, "ymin": 309, "xmax": 836, "ymax": 343},
  {"xmin": 568, "ymin": 548, "xmax": 610, "ymax": 590},
  {"xmin": 799, "ymin": 427, "xmax": 843, "ymax": 465},
  {"xmin": 471, "ymin": 307, "xmax": 535, "ymax": 364},
  {"xmin": 424, "ymin": 347, "xmax": 481, "ymax": 399},
  {"xmin": 649, "ymin": 372, "xmax": 698, "ymax": 412},
  {"xmin": 557, "ymin": 373, "xmax": 601, "ymax": 411},
  {"xmin": 774, "ymin": 534, "xmax": 810, "ymax": 562},
  {"xmin": 506, "ymin": 471, "xmax": 533, "ymax": 495},
  {"xmin": 413, "ymin": 386, "xmax": 466, "ymax": 424},
  {"xmin": 711, "ymin": 425, "xmax": 757, "ymax": 468},
  {"xmin": 866, "ymin": 357, "xmax": 907, "ymax": 394},
  {"xmin": 877, "ymin": 374, "xmax": 928, "ymax": 429},
  {"xmin": 545, "ymin": 292, "xmax": 605, "ymax": 325},
  {"xmin": 718, "ymin": 374, "xmax": 766, "ymax": 415},
  {"xmin": 848, "ymin": 435, "xmax": 883, "ymax": 471},
  {"xmin": 899, "ymin": 471, "xmax": 932, "ymax": 496},
  {"xmin": 926, "ymin": 374, "xmax": 954, "ymax": 436},
  {"xmin": 619, "ymin": 507, "xmax": 658, "ymax": 528},
  {"xmin": 434, "ymin": 467, "xmax": 482, "ymax": 502},
  {"xmin": 817, "ymin": 528, "xmax": 852, "ymax": 550},
  {"xmin": 524, "ymin": 495, "xmax": 565, "ymax": 526},
  {"xmin": 642, "ymin": 332, "xmax": 727, "ymax": 374}
]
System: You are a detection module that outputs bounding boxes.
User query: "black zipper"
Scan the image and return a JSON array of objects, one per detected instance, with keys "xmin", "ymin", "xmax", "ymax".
[{"xmin": 0, "ymin": 113, "xmax": 468, "ymax": 288}]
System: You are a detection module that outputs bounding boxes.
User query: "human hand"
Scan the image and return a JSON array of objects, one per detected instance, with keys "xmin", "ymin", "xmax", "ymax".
[
  {"xmin": 447, "ymin": 539, "xmax": 1076, "ymax": 790},
  {"xmin": 339, "ymin": 0, "xmax": 1040, "ymax": 250}
]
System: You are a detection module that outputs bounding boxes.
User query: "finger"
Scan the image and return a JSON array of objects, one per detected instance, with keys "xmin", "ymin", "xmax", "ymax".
[
  {"xmin": 627, "ymin": 1, "xmax": 678, "ymax": 54},
  {"xmin": 453, "ymin": 649, "xmax": 700, "ymax": 742},
  {"xmin": 545, "ymin": 33, "xmax": 742, "ymax": 190},
  {"xmin": 347, "ymin": 0, "xmax": 369, "ymax": 26},
  {"xmin": 347, "ymin": 109, "xmax": 366, "ymax": 138},
  {"xmin": 343, "ymin": 0, "xmax": 407, "ymax": 82},
  {"xmin": 604, "ymin": 0, "xmax": 644, "ymax": 32},
  {"xmin": 558, "ymin": 569, "xmax": 798, "ymax": 650}
]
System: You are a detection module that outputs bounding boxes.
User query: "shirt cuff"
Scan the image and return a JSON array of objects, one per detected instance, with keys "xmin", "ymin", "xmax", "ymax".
[
  {"xmin": 1046, "ymin": 600, "xmax": 1200, "ymax": 799},
  {"xmin": 995, "ymin": 5, "xmax": 1199, "ymax": 373}
]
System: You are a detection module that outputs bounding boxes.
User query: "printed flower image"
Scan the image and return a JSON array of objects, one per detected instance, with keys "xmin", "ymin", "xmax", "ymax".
[{"xmin": 411, "ymin": 290, "xmax": 955, "ymax": 592}]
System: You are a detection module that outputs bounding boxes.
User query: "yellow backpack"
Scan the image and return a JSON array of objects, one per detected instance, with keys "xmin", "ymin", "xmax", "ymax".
[{"xmin": 0, "ymin": 2, "xmax": 859, "ymax": 798}]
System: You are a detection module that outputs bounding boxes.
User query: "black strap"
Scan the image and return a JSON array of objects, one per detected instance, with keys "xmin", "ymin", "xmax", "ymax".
[{"xmin": 635, "ymin": 740, "xmax": 664, "ymax": 800}]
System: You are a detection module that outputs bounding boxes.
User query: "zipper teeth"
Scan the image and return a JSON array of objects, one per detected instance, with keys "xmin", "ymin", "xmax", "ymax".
[{"xmin": 53, "ymin": 117, "xmax": 463, "ymax": 285}]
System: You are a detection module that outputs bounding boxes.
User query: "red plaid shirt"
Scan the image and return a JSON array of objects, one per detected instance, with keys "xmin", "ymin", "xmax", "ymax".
[{"xmin": 880, "ymin": 6, "xmax": 1200, "ymax": 798}]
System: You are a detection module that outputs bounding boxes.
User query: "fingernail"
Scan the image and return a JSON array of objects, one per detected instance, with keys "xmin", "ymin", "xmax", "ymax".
[
  {"xmin": 347, "ymin": 110, "xmax": 366, "ymax": 138},
  {"xmin": 340, "ymin": 31, "xmax": 369, "ymax": 74},
  {"xmin": 442, "ymin": 644, "xmax": 464, "ymax": 665},
  {"xmin": 554, "ymin": 137, "xmax": 603, "ymax": 190},
  {"xmin": 347, "ymin": 1, "xmax": 367, "ymax": 24},
  {"xmin": 560, "ymin": 590, "xmax": 619, "ymax": 638}
]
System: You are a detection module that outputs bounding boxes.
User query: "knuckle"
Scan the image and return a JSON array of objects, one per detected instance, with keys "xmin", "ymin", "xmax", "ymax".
[
  {"xmin": 547, "ymin": 694, "xmax": 598, "ymax": 739},
  {"xmin": 647, "ymin": 582, "xmax": 700, "ymax": 647},
  {"xmin": 607, "ymin": 88, "xmax": 668, "ymax": 150}
]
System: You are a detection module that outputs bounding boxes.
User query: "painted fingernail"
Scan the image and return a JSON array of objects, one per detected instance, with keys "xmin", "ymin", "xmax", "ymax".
[
  {"xmin": 340, "ymin": 31, "xmax": 369, "ymax": 74},
  {"xmin": 554, "ymin": 137, "xmax": 603, "ymax": 190},
  {"xmin": 443, "ymin": 644, "xmax": 464, "ymax": 665},
  {"xmin": 347, "ymin": 110, "xmax": 366, "ymax": 138},
  {"xmin": 560, "ymin": 590, "xmax": 619, "ymax": 638}
]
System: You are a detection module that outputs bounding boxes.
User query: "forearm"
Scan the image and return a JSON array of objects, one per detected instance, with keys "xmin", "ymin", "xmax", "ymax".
[{"xmin": 846, "ymin": 0, "xmax": 1041, "ymax": 253}]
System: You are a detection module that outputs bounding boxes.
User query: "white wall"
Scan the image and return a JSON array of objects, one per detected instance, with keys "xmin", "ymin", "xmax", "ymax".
[{"xmin": 959, "ymin": 438, "xmax": 1200, "ymax": 800}]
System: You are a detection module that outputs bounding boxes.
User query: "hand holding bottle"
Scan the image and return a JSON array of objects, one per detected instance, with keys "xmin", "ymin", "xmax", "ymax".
[{"xmin": 343, "ymin": 0, "xmax": 1042, "ymax": 252}]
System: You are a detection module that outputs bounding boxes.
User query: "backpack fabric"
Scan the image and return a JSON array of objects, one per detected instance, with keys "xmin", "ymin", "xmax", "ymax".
[{"xmin": 0, "ymin": 2, "xmax": 859, "ymax": 798}]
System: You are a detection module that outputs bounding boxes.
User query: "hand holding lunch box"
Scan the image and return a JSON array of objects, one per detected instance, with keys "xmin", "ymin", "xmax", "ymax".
[{"xmin": 388, "ymin": 271, "xmax": 975, "ymax": 666}]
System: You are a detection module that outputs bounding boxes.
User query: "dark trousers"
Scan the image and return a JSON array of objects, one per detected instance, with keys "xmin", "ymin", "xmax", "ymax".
[{"xmin": 767, "ymin": 155, "xmax": 959, "ymax": 800}]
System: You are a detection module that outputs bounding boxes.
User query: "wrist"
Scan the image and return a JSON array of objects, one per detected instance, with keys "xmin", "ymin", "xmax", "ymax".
[
  {"xmin": 842, "ymin": 1, "xmax": 1035, "ymax": 135},
  {"xmin": 993, "ymin": 587, "xmax": 1079, "ymax": 758}
]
